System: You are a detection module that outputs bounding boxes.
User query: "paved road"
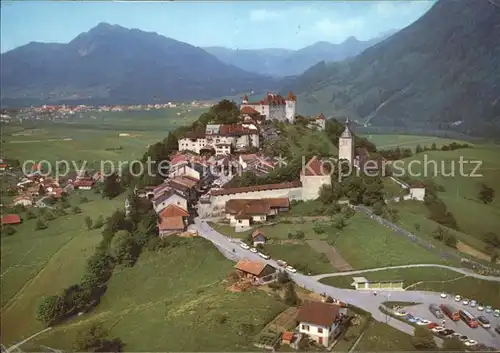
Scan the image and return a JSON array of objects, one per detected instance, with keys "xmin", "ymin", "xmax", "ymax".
[
  {"xmin": 191, "ymin": 218, "xmax": 500, "ymax": 349},
  {"xmin": 313, "ymin": 264, "xmax": 500, "ymax": 282}
]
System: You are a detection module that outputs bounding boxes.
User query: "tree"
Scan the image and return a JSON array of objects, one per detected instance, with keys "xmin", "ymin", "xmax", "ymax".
[
  {"xmin": 1, "ymin": 226, "xmax": 16, "ymax": 236},
  {"xmin": 85, "ymin": 216, "xmax": 93, "ymax": 230},
  {"xmin": 284, "ymin": 282, "xmax": 299, "ymax": 306},
  {"xmin": 93, "ymin": 215, "xmax": 105, "ymax": 229},
  {"xmin": 431, "ymin": 142, "xmax": 437, "ymax": 151},
  {"xmin": 478, "ymin": 183, "xmax": 495, "ymax": 204},
  {"xmin": 414, "ymin": 223, "xmax": 421, "ymax": 232},
  {"xmin": 81, "ymin": 250, "xmax": 115, "ymax": 288},
  {"xmin": 373, "ymin": 201, "xmax": 385, "ymax": 216},
  {"xmin": 277, "ymin": 270, "xmax": 290, "ymax": 284},
  {"xmin": 333, "ymin": 216, "xmax": 346, "ymax": 230},
  {"xmin": 126, "ymin": 192, "xmax": 141, "ymax": 225},
  {"xmin": 36, "ymin": 295, "xmax": 64, "ymax": 326},
  {"xmin": 35, "ymin": 218, "xmax": 48, "ymax": 230},
  {"xmin": 444, "ymin": 234, "xmax": 458, "ymax": 249},
  {"xmin": 411, "ymin": 326, "xmax": 437, "ymax": 350},
  {"xmin": 102, "ymin": 173, "xmax": 123, "ymax": 199},
  {"xmin": 72, "ymin": 206, "xmax": 82, "ymax": 214},
  {"xmin": 38, "ymin": 184, "xmax": 46, "ymax": 196},
  {"xmin": 415, "ymin": 144, "xmax": 423, "ymax": 154},
  {"xmin": 74, "ymin": 324, "xmax": 125, "ymax": 352},
  {"xmin": 441, "ymin": 337, "xmax": 465, "ymax": 351},
  {"xmin": 111, "ymin": 230, "xmax": 138, "ymax": 266}
]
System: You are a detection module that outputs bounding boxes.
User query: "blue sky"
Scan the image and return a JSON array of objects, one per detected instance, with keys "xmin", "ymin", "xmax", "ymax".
[{"xmin": 1, "ymin": 1, "xmax": 435, "ymax": 53}]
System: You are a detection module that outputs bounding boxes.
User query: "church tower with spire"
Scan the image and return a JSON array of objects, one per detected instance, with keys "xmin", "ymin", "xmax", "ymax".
[{"xmin": 338, "ymin": 118, "xmax": 355, "ymax": 164}]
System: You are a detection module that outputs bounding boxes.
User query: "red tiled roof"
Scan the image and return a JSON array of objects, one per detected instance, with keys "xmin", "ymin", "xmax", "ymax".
[
  {"xmin": 170, "ymin": 154, "xmax": 188, "ymax": 166},
  {"xmin": 211, "ymin": 181, "xmax": 301, "ymax": 196},
  {"xmin": 158, "ymin": 204, "xmax": 189, "ymax": 218},
  {"xmin": 226, "ymin": 199, "xmax": 271, "ymax": 216},
  {"xmin": 2, "ymin": 214, "xmax": 22, "ymax": 225},
  {"xmin": 265, "ymin": 198, "xmax": 290, "ymax": 208},
  {"xmin": 410, "ymin": 181, "xmax": 426, "ymax": 188},
  {"xmin": 252, "ymin": 229, "xmax": 265, "ymax": 238},
  {"xmin": 282, "ymin": 331, "xmax": 294, "ymax": 341},
  {"xmin": 234, "ymin": 260, "xmax": 269, "ymax": 276},
  {"xmin": 241, "ymin": 106, "xmax": 259, "ymax": 115},
  {"xmin": 73, "ymin": 180, "xmax": 94, "ymax": 187},
  {"xmin": 302, "ymin": 156, "xmax": 331, "ymax": 177},
  {"xmin": 158, "ymin": 216, "xmax": 185, "ymax": 231},
  {"xmin": 297, "ymin": 301, "xmax": 341, "ymax": 327}
]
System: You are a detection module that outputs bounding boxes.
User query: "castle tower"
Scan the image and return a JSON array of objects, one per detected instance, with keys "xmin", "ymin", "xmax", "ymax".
[
  {"xmin": 285, "ymin": 91, "xmax": 296, "ymax": 123},
  {"xmin": 338, "ymin": 118, "xmax": 354, "ymax": 164}
]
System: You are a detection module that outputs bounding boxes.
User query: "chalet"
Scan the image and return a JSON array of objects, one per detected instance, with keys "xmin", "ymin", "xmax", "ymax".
[
  {"xmin": 1, "ymin": 214, "xmax": 22, "ymax": 226},
  {"xmin": 297, "ymin": 301, "xmax": 346, "ymax": 347},
  {"xmin": 225, "ymin": 198, "xmax": 290, "ymax": 230},
  {"xmin": 409, "ymin": 181, "xmax": 426, "ymax": 201},
  {"xmin": 233, "ymin": 259, "xmax": 276, "ymax": 284},
  {"xmin": 153, "ymin": 189, "xmax": 188, "ymax": 214},
  {"xmin": 13, "ymin": 196, "xmax": 33, "ymax": 207},
  {"xmin": 158, "ymin": 216, "xmax": 186, "ymax": 237},
  {"xmin": 251, "ymin": 229, "xmax": 266, "ymax": 246},
  {"xmin": 73, "ymin": 179, "xmax": 94, "ymax": 190}
]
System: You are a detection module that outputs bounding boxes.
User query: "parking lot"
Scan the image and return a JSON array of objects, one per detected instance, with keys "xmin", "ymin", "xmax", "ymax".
[{"xmin": 392, "ymin": 295, "xmax": 500, "ymax": 349}]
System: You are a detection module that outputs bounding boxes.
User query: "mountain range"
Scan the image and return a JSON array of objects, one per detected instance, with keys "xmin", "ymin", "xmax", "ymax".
[
  {"xmin": 0, "ymin": 23, "xmax": 280, "ymax": 107},
  {"xmin": 203, "ymin": 31, "xmax": 396, "ymax": 77},
  {"xmin": 283, "ymin": 0, "xmax": 500, "ymax": 137}
]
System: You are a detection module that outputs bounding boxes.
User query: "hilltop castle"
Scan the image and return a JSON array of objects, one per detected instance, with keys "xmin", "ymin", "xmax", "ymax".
[{"xmin": 240, "ymin": 92, "xmax": 296, "ymax": 123}]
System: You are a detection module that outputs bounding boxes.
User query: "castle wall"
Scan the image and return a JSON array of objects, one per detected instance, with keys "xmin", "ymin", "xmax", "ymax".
[{"xmin": 300, "ymin": 175, "xmax": 331, "ymax": 201}]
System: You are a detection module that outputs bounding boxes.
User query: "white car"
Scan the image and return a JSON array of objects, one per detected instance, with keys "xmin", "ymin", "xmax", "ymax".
[
  {"xmin": 285, "ymin": 266, "xmax": 297, "ymax": 273},
  {"xmin": 239, "ymin": 243, "xmax": 250, "ymax": 250},
  {"xmin": 455, "ymin": 295, "xmax": 462, "ymax": 302},
  {"xmin": 470, "ymin": 300, "xmax": 477, "ymax": 307},
  {"xmin": 462, "ymin": 299, "xmax": 469, "ymax": 306},
  {"xmin": 249, "ymin": 248, "xmax": 258, "ymax": 253},
  {"xmin": 431, "ymin": 326, "xmax": 445, "ymax": 333},
  {"xmin": 416, "ymin": 320, "xmax": 430, "ymax": 326},
  {"xmin": 464, "ymin": 340, "xmax": 477, "ymax": 347},
  {"xmin": 440, "ymin": 293, "xmax": 447, "ymax": 298},
  {"xmin": 494, "ymin": 309, "xmax": 500, "ymax": 317},
  {"xmin": 258, "ymin": 252, "xmax": 270, "ymax": 260},
  {"xmin": 478, "ymin": 305, "xmax": 484, "ymax": 311},
  {"xmin": 395, "ymin": 311, "xmax": 408, "ymax": 317}
]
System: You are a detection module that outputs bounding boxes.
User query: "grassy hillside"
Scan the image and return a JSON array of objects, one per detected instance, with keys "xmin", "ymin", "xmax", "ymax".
[
  {"xmin": 1, "ymin": 194, "xmax": 125, "ymax": 344},
  {"xmin": 25, "ymin": 238, "xmax": 286, "ymax": 351}
]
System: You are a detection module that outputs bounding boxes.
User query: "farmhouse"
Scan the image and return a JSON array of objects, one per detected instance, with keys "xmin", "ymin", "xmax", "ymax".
[
  {"xmin": 158, "ymin": 216, "xmax": 186, "ymax": 237},
  {"xmin": 73, "ymin": 179, "xmax": 94, "ymax": 190},
  {"xmin": 409, "ymin": 181, "xmax": 426, "ymax": 201},
  {"xmin": 2, "ymin": 214, "xmax": 22, "ymax": 226},
  {"xmin": 297, "ymin": 301, "xmax": 346, "ymax": 347},
  {"xmin": 154, "ymin": 188, "xmax": 188, "ymax": 214},
  {"xmin": 234, "ymin": 259, "xmax": 276, "ymax": 284},
  {"xmin": 251, "ymin": 229, "xmax": 266, "ymax": 246},
  {"xmin": 225, "ymin": 198, "xmax": 289, "ymax": 230}
]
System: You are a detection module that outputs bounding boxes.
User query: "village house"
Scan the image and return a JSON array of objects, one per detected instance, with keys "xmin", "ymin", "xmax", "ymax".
[
  {"xmin": 251, "ymin": 229, "xmax": 266, "ymax": 246},
  {"xmin": 240, "ymin": 92, "xmax": 296, "ymax": 123},
  {"xmin": 233, "ymin": 259, "xmax": 277, "ymax": 284},
  {"xmin": 168, "ymin": 162, "xmax": 200, "ymax": 181},
  {"xmin": 158, "ymin": 204, "xmax": 190, "ymax": 237},
  {"xmin": 307, "ymin": 113, "xmax": 327, "ymax": 131},
  {"xmin": 225, "ymin": 198, "xmax": 290, "ymax": 230},
  {"xmin": 13, "ymin": 195, "xmax": 33, "ymax": 207},
  {"xmin": 178, "ymin": 123, "xmax": 259, "ymax": 155},
  {"xmin": 154, "ymin": 188, "xmax": 188, "ymax": 214},
  {"xmin": 73, "ymin": 179, "xmax": 94, "ymax": 190},
  {"xmin": 1, "ymin": 214, "xmax": 22, "ymax": 226},
  {"xmin": 409, "ymin": 181, "xmax": 426, "ymax": 201},
  {"xmin": 296, "ymin": 301, "xmax": 346, "ymax": 347},
  {"xmin": 168, "ymin": 176, "xmax": 199, "ymax": 203}
]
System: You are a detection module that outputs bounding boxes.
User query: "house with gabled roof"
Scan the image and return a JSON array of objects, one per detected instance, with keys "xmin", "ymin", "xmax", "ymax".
[
  {"xmin": 158, "ymin": 204, "xmax": 190, "ymax": 237},
  {"xmin": 225, "ymin": 198, "xmax": 290, "ymax": 230},
  {"xmin": 153, "ymin": 188, "xmax": 188, "ymax": 214},
  {"xmin": 297, "ymin": 301, "xmax": 346, "ymax": 347},
  {"xmin": 234, "ymin": 259, "xmax": 276, "ymax": 284},
  {"xmin": 251, "ymin": 229, "xmax": 266, "ymax": 246}
]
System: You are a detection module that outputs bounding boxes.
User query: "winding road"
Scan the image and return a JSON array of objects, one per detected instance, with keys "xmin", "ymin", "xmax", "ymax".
[{"xmin": 190, "ymin": 218, "xmax": 500, "ymax": 349}]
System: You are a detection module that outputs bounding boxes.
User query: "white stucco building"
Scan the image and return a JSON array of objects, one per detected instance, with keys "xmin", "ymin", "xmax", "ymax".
[
  {"xmin": 297, "ymin": 301, "xmax": 346, "ymax": 347},
  {"xmin": 300, "ymin": 156, "xmax": 332, "ymax": 201},
  {"xmin": 409, "ymin": 181, "xmax": 426, "ymax": 201},
  {"xmin": 240, "ymin": 92, "xmax": 296, "ymax": 123}
]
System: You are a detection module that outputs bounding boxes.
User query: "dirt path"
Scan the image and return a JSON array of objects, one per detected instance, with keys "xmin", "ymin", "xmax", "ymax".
[
  {"xmin": 307, "ymin": 240, "xmax": 354, "ymax": 271},
  {"xmin": 457, "ymin": 241, "xmax": 498, "ymax": 263}
]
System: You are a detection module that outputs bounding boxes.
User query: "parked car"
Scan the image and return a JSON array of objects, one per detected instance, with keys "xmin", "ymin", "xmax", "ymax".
[
  {"xmin": 395, "ymin": 310, "xmax": 408, "ymax": 317},
  {"xmin": 239, "ymin": 242, "xmax": 250, "ymax": 250},
  {"xmin": 485, "ymin": 306, "xmax": 492, "ymax": 313},
  {"xmin": 431, "ymin": 326, "xmax": 444, "ymax": 333},
  {"xmin": 495, "ymin": 324, "xmax": 500, "ymax": 334},
  {"xmin": 455, "ymin": 295, "xmax": 462, "ymax": 302},
  {"xmin": 477, "ymin": 316, "xmax": 490, "ymax": 328},
  {"xmin": 276, "ymin": 260, "xmax": 287, "ymax": 267},
  {"xmin": 438, "ymin": 329, "xmax": 454, "ymax": 337},
  {"xmin": 462, "ymin": 299, "xmax": 469, "ymax": 306},
  {"xmin": 470, "ymin": 300, "xmax": 477, "ymax": 307},
  {"xmin": 429, "ymin": 303, "xmax": 444, "ymax": 319},
  {"xmin": 258, "ymin": 252, "xmax": 270, "ymax": 260},
  {"xmin": 478, "ymin": 304, "xmax": 484, "ymax": 311},
  {"xmin": 285, "ymin": 266, "xmax": 297, "ymax": 273},
  {"xmin": 249, "ymin": 248, "xmax": 258, "ymax": 253},
  {"xmin": 494, "ymin": 309, "xmax": 500, "ymax": 317},
  {"xmin": 440, "ymin": 293, "xmax": 447, "ymax": 298},
  {"xmin": 459, "ymin": 335, "xmax": 469, "ymax": 342},
  {"xmin": 427, "ymin": 322, "xmax": 438, "ymax": 329},
  {"xmin": 464, "ymin": 340, "xmax": 477, "ymax": 347}
]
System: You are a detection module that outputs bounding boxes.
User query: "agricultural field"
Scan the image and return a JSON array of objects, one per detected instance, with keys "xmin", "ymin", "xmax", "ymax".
[
  {"xmin": 320, "ymin": 267, "xmax": 500, "ymax": 307},
  {"xmin": 1, "ymin": 193, "xmax": 126, "ymax": 344},
  {"xmin": 393, "ymin": 144, "xmax": 500, "ymax": 259},
  {"xmin": 362, "ymin": 133, "xmax": 466, "ymax": 150},
  {"xmin": 1, "ymin": 107, "xmax": 206, "ymax": 167},
  {"xmin": 25, "ymin": 238, "xmax": 286, "ymax": 352}
]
